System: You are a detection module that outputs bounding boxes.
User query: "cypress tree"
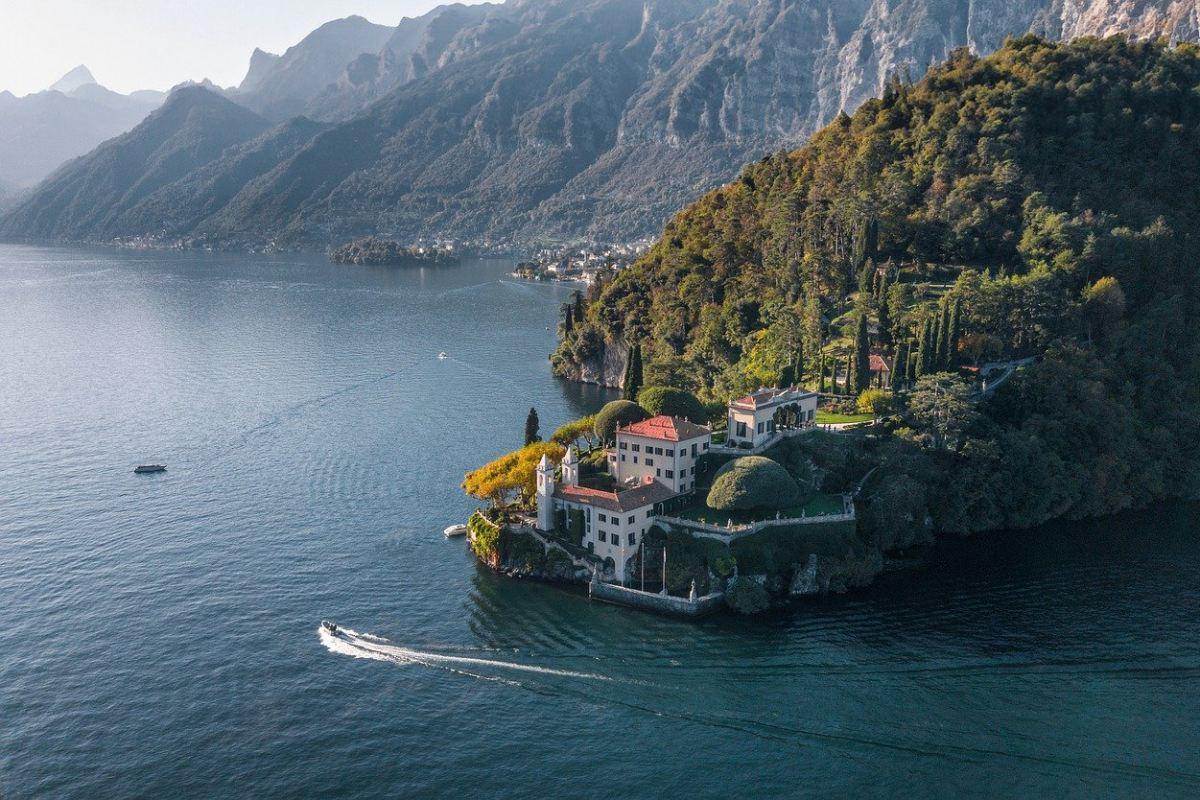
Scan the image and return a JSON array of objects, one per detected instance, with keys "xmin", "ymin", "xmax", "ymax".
[
  {"xmin": 907, "ymin": 338, "xmax": 918, "ymax": 384},
  {"xmin": 916, "ymin": 317, "xmax": 933, "ymax": 376},
  {"xmin": 572, "ymin": 290, "xmax": 585, "ymax": 322},
  {"xmin": 794, "ymin": 341, "xmax": 804, "ymax": 386},
  {"xmin": 937, "ymin": 300, "xmax": 953, "ymax": 369},
  {"xmin": 854, "ymin": 312, "xmax": 871, "ymax": 393},
  {"xmin": 562, "ymin": 303, "xmax": 574, "ymax": 335},
  {"xmin": 524, "ymin": 407, "xmax": 540, "ymax": 446},
  {"xmin": 877, "ymin": 275, "xmax": 893, "ymax": 347},
  {"xmin": 844, "ymin": 355, "xmax": 853, "ymax": 396},
  {"xmin": 818, "ymin": 354, "xmax": 827, "ymax": 393},
  {"xmin": 892, "ymin": 343, "xmax": 907, "ymax": 392},
  {"xmin": 622, "ymin": 343, "xmax": 643, "ymax": 401},
  {"xmin": 946, "ymin": 297, "xmax": 962, "ymax": 367}
]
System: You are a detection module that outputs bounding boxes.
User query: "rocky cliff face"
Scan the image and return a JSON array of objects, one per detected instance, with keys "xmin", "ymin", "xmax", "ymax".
[{"xmin": 7, "ymin": 0, "xmax": 1200, "ymax": 247}]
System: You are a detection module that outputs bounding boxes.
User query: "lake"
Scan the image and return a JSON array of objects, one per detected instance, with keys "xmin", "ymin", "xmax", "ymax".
[{"xmin": 1, "ymin": 245, "xmax": 1197, "ymax": 798}]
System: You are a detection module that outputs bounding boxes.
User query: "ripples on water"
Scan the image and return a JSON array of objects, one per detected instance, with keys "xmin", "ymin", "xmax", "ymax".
[{"xmin": 0, "ymin": 245, "xmax": 1197, "ymax": 799}]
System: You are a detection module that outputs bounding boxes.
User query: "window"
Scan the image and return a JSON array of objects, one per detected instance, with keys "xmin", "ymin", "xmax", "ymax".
[
  {"xmin": 587, "ymin": 541, "xmax": 594, "ymax": 552},
  {"xmin": 620, "ymin": 454, "xmax": 626, "ymax": 462},
  {"xmin": 598, "ymin": 513, "xmax": 607, "ymax": 523},
  {"xmin": 619, "ymin": 442, "xmax": 627, "ymax": 450},
  {"xmin": 682, "ymin": 482, "xmax": 688, "ymax": 491},
  {"xmin": 736, "ymin": 421, "xmax": 747, "ymax": 437},
  {"xmin": 628, "ymin": 533, "xmax": 636, "ymax": 546},
  {"xmin": 633, "ymin": 456, "xmax": 638, "ymax": 464},
  {"xmin": 703, "ymin": 443, "xmax": 709, "ymax": 451},
  {"xmin": 598, "ymin": 530, "xmax": 607, "ymax": 543},
  {"xmin": 627, "ymin": 516, "xmax": 635, "ymax": 525},
  {"xmin": 645, "ymin": 457, "xmax": 654, "ymax": 466},
  {"xmin": 767, "ymin": 419, "xmax": 775, "ymax": 433},
  {"xmin": 665, "ymin": 470, "xmax": 674, "ymax": 479},
  {"xmin": 666, "ymin": 449, "xmax": 674, "ymax": 457},
  {"xmin": 757, "ymin": 421, "xmax": 764, "ymax": 434},
  {"xmin": 632, "ymin": 444, "xmax": 640, "ymax": 452},
  {"xmin": 691, "ymin": 444, "xmax": 697, "ymax": 457},
  {"xmin": 656, "ymin": 468, "xmax": 661, "ymax": 477},
  {"xmin": 655, "ymin": 447, "xmax": 663, "ymax": 455}
]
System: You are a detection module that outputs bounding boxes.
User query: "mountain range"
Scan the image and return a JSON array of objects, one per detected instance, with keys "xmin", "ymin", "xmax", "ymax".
[
  {"xmin": 0, "ymin": 66, "xmax": 165, "ymax": 191},
  {"xmin": 5, "ymin": 0, "xmax": 1200, "ymax": 248}
]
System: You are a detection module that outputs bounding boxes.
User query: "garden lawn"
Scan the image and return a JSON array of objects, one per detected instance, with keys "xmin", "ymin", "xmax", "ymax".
[{"xmin": 816, "ymin": 410, "xmax": 875, "ymax": 425}]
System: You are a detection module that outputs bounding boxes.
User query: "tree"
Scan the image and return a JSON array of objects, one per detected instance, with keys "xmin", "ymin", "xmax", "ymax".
[
  {"xmin": 463, "ymin": 441, "xmax": 566, "ymax": 507},
  {"xmin": 622, "ymin": 343, "xmax": 644, "ymax": 401},
  {"xmin": 551, "ymin": 415, "xmax": 597, "ymax": 449},
  {"xmin": 892, "ymin": 343, "xmax": 907, "ymax": 392},
  {"xmin": 524, "ymin": 407, "xmax": 540, "ymax": 446},
  {"xmin": 946, "ymin": 297, "xmax": 962, "ymax": 365},
  {"xmin": 818, "ymin": 354, "xmax": 827, "ymax": 393},
  {"xmin": 877, "ymin": 273, "xmax": 893, "ymax": 347},
  {"xmin": 844, "ymin": 355, "xmax": 853, "ymax": 395},
  {"xmin": 561, "ymin": 303, "xmax": 574, "ymax": 335},
  {"xmin": 572, "ymin": 290, "xmax": 584, "ymax": 323},
  {"xmin": 857, "ymin": 388, "xmax": 893, "ymax": 422},
  {"xmin": 593, "ymin": 400, "xmax": 650, "ymax": 444},
  {"xmin": 937, "ymin": 299, "xmax": 954, "ymax": 369},
  {"xmin": 1082, "ymin": 276, "xmax": 1126, "ymax": 343},
  {"xmin": 707, "ymin": 456, "xmax": 802, "ymax": 511},
  {"xmin": 916, "ymin": 316, "xmax": 935, "ymax": 376},
  {"xmin": 636, "ymin": 386, "xmax": 706, "ymax": 423},
  {"xmin": 905, "ymin": 373, "xmax": 978, "ymax": 450},
  {"xmin": 854, "ymin": 311, "xmax": 871, "ymax": 393}
]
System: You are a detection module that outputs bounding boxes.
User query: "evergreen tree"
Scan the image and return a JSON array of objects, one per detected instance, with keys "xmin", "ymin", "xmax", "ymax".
[
  {"xmin": 854, "ymin": 312, "xmax": 871, "ymax": 393},
  {"xmin": 622, "ymin": 343, "xmax": 644, "ymax": 401},
  {"xmin": 892, "ymin": 343, "xmax": 907, "ymax": 392},
  {"xmin": 916, "ymin": 317, "xmax": 934, "ymax": 376},
  {"xmin": 524, "ymin": 407, "xmax": 540, "ymax": 446},
  {"xmin": 877, "ymin": 272, "xmax": 893, "ymax": 347},
  {"xmin": 937, "ymin": 300, "xmax": 953, "ymax": 369},
  {"xmin": 857, "ymin": 258, "xmax": 876, "ymax": 299},
  {"xmin": 572, "ymin": 290, "xmax": 584, "ymax": 322},
  {"xmin": 907, "ymin": 339, "xmax": 918, "ymax": 384},
  {"xmin": 844, "ymin": 355, "xmax": 853, "ymax": 395},
  {"xmin": 818, "ymin": 354, "xmax": 827, "ymax": 393},
  {"xmin": 562, "ymin": 303, "xmax": 574, "ymax": 335},
  {"xmin": 778, "ymin": 363, "xmax": 794, "ymax": 389},
  {"xmin": 946, "ymin": 297, "xmax": 962, "ymax": 367}
]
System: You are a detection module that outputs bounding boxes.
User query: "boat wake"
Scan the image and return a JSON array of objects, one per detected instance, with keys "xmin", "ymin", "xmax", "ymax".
[{"xmin": 318, "ymin": 625, "xmax": 612, "ymax": 684}]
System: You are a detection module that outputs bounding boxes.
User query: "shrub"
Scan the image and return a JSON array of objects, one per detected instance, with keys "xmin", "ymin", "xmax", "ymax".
[
  {"xmin": 593, "ymin": 400, "xmax": 650, "ymax": 444},
  {"xmin": 636, "ymin": 386, "xmax": 707, "ymax": 423},
  {"xmin": 707, "ymin": 456, "xmax": 801, "ymax": 511},
  {"xmin": 725, "ymin": 577, "xmax": 770, "ymax": 614}
]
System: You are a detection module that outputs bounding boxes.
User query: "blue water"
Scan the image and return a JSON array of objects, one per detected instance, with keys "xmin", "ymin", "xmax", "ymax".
[{"xmin": 1, "ymin": 245, "xmax": 1197, "ymax": 798}]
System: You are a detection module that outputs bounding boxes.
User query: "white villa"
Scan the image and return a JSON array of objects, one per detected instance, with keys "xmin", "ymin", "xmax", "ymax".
[
  {"xmin": 726, "ymin": 386, "xmax": 818, "ymax": 449},
  {"xmin": 535, "ymin": 392, "xmax": 821, "ymax": 582}
]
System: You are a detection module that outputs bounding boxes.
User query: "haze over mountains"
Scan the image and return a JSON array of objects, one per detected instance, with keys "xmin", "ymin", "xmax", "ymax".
[
  {"xmin": 0, "ymin": 66, "xmax": 165, "ymax": 193},
  {"xmin": 5, "ymin": 0, "xmax": 1200, "ymax": 248}
]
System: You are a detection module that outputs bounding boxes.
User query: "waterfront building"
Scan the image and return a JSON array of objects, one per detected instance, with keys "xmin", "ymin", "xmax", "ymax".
[{"xmin": 607, "ymin": 415, "xmax": 711, "ymax": 493}]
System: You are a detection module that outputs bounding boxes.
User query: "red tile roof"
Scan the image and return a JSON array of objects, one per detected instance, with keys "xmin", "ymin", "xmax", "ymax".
[
  {"xmin": 617, "ymin": 415, "xmax": 711, "ymax": 442},
  {"xmin": 730, "ymin": 386, "xmax": 817, "ymax": 410},
  {"xmin": 554, "ymin": 478, "xmax": 679, "ymax": 512},
  {"xmin": 869, "ymin": 354, "xmax": 894, "ymax": 372}
]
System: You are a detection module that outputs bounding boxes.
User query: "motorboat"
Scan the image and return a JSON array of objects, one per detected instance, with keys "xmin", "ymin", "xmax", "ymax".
[
  {"xmin": 443, "ymin": 523, "xmax": 468, "ymax": 538},
  {"xmin": 134, "ymin": 464, "xmax": 166, "ymax": 474},
  {"xmin": 321, "ymin": 620, "xmax": 338, "ymax": 635},
  {"xmin": 437, "ymin": 352, "xmax": 448, "ymax": 360}
]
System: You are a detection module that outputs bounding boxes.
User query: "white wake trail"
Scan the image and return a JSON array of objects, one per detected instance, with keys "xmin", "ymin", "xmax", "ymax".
[{"xmin": 319, "ymin": 625, "xmax": 611, "ymax": 682}]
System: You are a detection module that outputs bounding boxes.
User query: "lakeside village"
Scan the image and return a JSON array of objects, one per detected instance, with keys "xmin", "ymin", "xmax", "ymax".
[{"xmin": 511, "ymin": 242, "xmax": 650, "ymax": 285}]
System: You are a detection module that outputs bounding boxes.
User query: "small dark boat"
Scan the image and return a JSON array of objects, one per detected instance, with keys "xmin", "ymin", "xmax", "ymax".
[
  {"xmin": 134, "ymin": 464, "xmax": 166, "ymax": 474},
  {"xmin": 321, "ymin": 620, "xmax": 338, "ymax": 635}
]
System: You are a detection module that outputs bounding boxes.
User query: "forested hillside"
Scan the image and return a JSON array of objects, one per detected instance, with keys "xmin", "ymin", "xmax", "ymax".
[{"xmin": 556, "ymin": 36, "xmax": 1200, "ymax": 533}]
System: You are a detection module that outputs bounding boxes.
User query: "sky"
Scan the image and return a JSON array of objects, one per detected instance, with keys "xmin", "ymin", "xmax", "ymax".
[{"xmin": 0, "ymin": 0, "xmax": 492, "ymax": 97}]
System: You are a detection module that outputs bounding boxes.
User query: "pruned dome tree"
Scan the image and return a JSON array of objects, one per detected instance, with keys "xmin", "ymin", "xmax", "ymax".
[
  {"xmin": 706, "ymin": 456, "xmax": 802, "ymax": 512},
  {"xmin": 636, "ymin": 386, "xmax": 707, "ymax": 424},
  {"xmin": 593, "ymin": 400, "xmax": 650, "ymax": 445}
]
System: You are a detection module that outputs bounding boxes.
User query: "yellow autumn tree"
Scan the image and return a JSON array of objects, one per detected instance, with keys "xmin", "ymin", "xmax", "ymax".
[{"xmin": 462, "ymin": 441, "xmax": 565, "ymax": 507}]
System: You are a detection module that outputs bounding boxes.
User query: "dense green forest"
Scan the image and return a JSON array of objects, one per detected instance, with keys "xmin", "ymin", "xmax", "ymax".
[{"xmin": 554, "ymin": 36, "xmax": 1200, "ymax": 534}]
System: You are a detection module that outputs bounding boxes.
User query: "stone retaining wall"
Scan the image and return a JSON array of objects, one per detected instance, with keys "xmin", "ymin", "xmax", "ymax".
[{"xmin": 589, "ymin": 581, "xmax": 725, "ymax": 617}]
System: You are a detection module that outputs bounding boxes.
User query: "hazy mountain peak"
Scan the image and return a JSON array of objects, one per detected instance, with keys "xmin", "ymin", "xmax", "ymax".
[
  {"xmin": 239, "ymin": 48, "xmax": 281, "ymax": 93},
  {"xmin": 50, "ymin": 65, "xmax": 97, "ymax": 93}
]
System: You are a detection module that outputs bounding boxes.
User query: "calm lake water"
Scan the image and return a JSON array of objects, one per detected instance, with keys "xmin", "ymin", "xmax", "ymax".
[{"xmin": 1, "ymin": 245, "xmax": 1197, "ymax": 798}]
